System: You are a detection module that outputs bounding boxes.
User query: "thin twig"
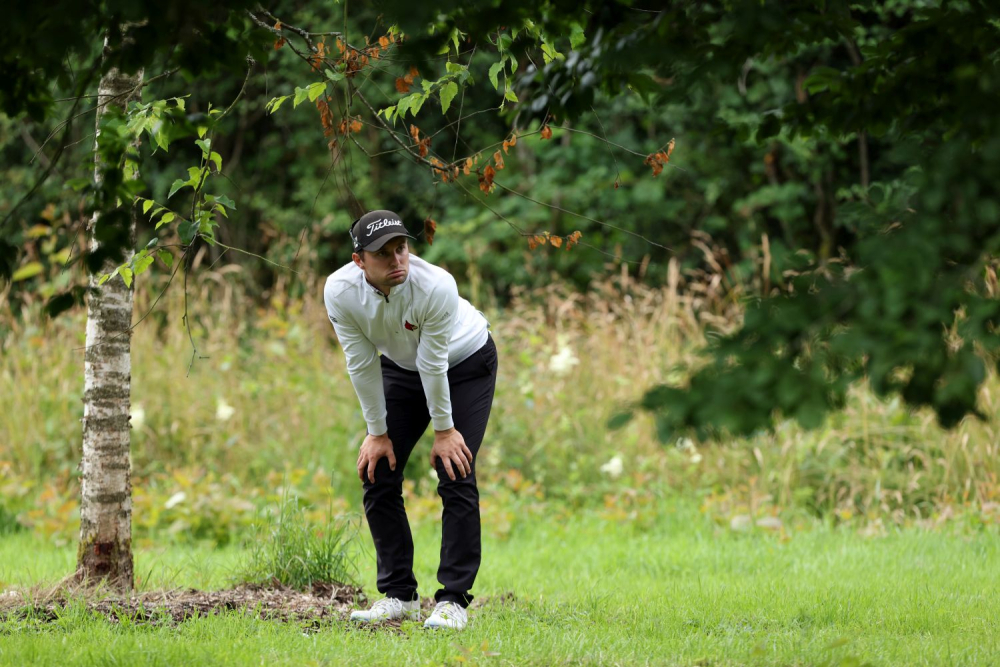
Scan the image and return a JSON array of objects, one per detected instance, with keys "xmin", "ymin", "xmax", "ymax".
[
  {"xmin": 491, "ymin": 180, "xmax": 674, "ymax": 252},
  {"xmin": 211, "ymin": 239, "xmax": 301, "ymax": 274},
  {"xmin": 452, "ymin": 44, "xmax": 476, "ymax": 162},
  {"xmin": 590, "ymin": 105, "xmax": 621, "ymax": 188}
]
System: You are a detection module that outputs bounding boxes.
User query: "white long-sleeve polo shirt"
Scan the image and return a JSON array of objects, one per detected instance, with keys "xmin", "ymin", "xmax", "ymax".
[{"xmin": 323, "ymin": 254, "xmax": 489, "ymax": 436}]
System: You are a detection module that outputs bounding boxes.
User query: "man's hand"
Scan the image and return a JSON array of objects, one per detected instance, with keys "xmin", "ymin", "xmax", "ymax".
[
  {"xmin": 357, "ymin": 433, "xmax": 396, "ymax": 484},
  {"xmin": 430, "ymin": 427, "xmax": 473, "ymax": 481}
]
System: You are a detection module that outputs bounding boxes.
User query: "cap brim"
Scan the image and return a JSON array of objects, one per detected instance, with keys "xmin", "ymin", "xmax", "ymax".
[{"xmin": 363, "ymin": 231, "xmax": 416, "ymax": 252}]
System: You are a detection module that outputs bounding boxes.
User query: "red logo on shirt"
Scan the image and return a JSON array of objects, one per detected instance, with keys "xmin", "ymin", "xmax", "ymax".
[{"xmin": 404, "ymin": 320, "xmax": 417, "ymax": 331}]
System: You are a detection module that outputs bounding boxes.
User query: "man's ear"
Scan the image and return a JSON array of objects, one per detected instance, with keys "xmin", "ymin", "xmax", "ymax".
[{"xmin": 352, "ymin": 252, "xmax": 364, "ymax": 269}]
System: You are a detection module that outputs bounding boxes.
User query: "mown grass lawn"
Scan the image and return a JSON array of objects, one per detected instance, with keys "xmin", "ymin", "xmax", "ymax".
[{"xmin": 1, "ymin": 500, "xmax": 998, "ymax": 666}]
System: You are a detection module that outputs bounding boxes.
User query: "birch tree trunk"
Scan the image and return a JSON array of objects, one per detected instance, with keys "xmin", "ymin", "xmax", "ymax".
[{"xmin": 78, "ymin": 35, "xmax": 143, "ymax": 591}]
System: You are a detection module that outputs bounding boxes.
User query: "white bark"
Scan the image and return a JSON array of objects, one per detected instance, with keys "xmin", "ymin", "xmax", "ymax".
[{"xmin": 78, "ymin": 35, "xmax": 143, "ymax": 590}]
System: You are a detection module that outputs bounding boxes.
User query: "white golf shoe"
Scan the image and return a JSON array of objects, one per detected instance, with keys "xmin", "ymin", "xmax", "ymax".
[
  {"xmin": 423, "ymin": 601, "xmax": 468, "ymax": 630},
  {"xmin": 349, "ymin": 597, "xmax": 421, "ymax": 623}
]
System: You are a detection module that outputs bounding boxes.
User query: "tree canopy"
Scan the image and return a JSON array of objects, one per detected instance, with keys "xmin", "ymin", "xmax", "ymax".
[{"xmin": 3, "ymin": 0, "xmax": 1000, "ymax": 440}]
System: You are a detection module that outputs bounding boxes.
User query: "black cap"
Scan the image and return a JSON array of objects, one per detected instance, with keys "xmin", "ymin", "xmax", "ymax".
[{"xmin": 350, "ymin": 210, "xmax": 416, "ymax": 253}]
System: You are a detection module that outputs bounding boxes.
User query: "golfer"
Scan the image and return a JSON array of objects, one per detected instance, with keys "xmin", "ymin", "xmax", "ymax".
[{"xmin": 324, "ymin": 210, "xmax": 497, "ymax": 630}]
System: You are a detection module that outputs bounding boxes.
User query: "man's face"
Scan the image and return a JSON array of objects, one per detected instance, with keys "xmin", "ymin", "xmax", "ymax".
[{"xmin": 353, "ymin": 237, "xmax": 409, "ymax": 292}]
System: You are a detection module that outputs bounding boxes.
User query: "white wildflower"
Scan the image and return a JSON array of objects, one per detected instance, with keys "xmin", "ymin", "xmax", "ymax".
[
  {"xmin": 130, "ymin": 404, "xmax": 145, "ymax": 430},
  {"xmin": 600, "ymin": 455, "xmax": 624, "ymax": 478},
  {"xmin": 216, "ymin": 398, "xmax": 236, "ymax": 422},
  {"xmin": 548, "ymin": 336, "xmax": 579, "ymax": 375},
  {"xmin": 164, "ymin": 492, "xmax": 186, "ymax": 510}
]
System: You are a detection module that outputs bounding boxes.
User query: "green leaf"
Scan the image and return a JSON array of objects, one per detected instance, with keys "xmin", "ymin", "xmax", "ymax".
[
  {"xmin": 142, "ymin": 199, "xmax": 154, "ymax": 214},
  {"xmin": 120, "ymin": 267, "xmax": 133, "ymax": 288},
  {"xmin": 541, "ymin": 42, "xmax": 564, "ymax": 64},
  {"xmin": 324, "ymin": 69, "xmax": 345, "ymax": 82},
  {"xmin": 802, "ymin": 66, "xmax": 842, "ymax": 94},
  {"xmin": 293, "ymin": 87, "xmax": 309, "ymax": 108},
  {"xmin": 440, "ymin": 82, "xmax": 459, "ymax": 114},
  {"xmin": 380, "ymin": 105, "xmax": 396, "ymax": 123},
  {"xmin": 209, "ymin": 151, "xmax": 223, "ymax": 172},
  {"xmin": 445, "ymin": 62, "xmax": 466, "ymax": 75},
  {"xmin": 307, "ymin": 81, "xmax": 327, "ymax": 102},
  {"xmin": 195, "ymin": 138, "xmax": 211, "ymax": 156},
  {"xmin": 98, "ymin": 272, "xmax": 112, "ymax": 286},
  {"xmin": 11, "ymin": 262, "xmax": 43, "ymax": 282},
  {"xmin": 154, "ymin": 130, "xmax": 169, "ymax": 152},
  {"xmin": 569, "ymin": 22, "xmax": 586, "ymax": 50},
  {"xmin": 159, "ymin": 212, "xmax": 175, "ymax": 225},
  {"xmin": 509, "ymin": 54, "xmax": 518, "ymax": 75},
  {"xmin": 266, "ymin": 95, "xmax": 289, "ymax": 114},
  {"xmin": 168, "ymin": 179, "xmax": 187, "ymax": 198},
  {"xmin": 488, "ymin": 61, "xmax": 503, "ymax": 90},
  {"xmin": 396, "ymin": 94, "xmax": 415, "ymax": 118},
  {"xmin": 157, "ymin": 249, "xmax": 174, "ymax": 268},
  {"xmin": 65, "ymin": 178, "xmax": 90, "ymax": 191},
  {"xmin": 504, "ymin": 88, "xmax": 519, "ymax": 103},
  {"xmin": 410, "ymin": 93, "xmax": 427, "ymax": 116},
  {"xmin": 197, "ymin": 126, "xmax": 207, "ymax": 139},
  {"xmin": 173, "ymin": 97, "xmax": 186, "ymax": 112},
  {"xmin": 213, "ymin": 194, "xmax": 236, "ymax": 210},
  {"xmin": 133, "ymin": 253, "xmax": 154, "ymax": 276},
  {"xmin": 607, "ymin": 411, "xmax": 634, "ymax": 430}
]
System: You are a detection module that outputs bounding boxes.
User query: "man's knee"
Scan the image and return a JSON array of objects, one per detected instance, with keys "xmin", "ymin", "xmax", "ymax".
[{"xmin": 362, "ymin": 458, "xmax": 404, "ymax": 494}]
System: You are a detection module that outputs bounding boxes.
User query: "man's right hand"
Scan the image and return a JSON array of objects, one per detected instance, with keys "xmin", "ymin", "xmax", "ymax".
[{"xmin": 357, "ymin": 433, "xmax": 396, "ymax": 484}]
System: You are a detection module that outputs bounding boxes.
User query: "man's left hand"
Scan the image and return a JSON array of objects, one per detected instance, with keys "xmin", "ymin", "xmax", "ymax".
[{"xmin": 430, "ymin": 427, "xmax": 473, "ymax": 481}]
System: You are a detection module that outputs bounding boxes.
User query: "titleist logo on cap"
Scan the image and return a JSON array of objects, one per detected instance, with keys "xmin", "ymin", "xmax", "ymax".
[{"xmin": 365, "ymin": 218, "xmax": 402, "ymax": 235}]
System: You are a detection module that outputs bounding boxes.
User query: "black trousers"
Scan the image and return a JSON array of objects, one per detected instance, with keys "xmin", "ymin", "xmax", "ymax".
[{"xmin": 362, "ymin": 336, "xmax": 498, "ymax": 607}]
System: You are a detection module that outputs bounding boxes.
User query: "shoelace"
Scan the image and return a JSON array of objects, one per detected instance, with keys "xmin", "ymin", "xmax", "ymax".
[
  {"xmin": 432, "ymin": 602, "xmax": 464, "ymax": 619},
  {"xmin": 370, "ymin": 598, "xmax": 402, "ymax": 615}
]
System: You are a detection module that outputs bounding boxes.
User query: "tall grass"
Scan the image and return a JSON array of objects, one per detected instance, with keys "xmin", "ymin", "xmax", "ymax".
[
  {"xmin": 2, "ymin": 260, "xmax": 999, "ymax": 528},
  {"xmin": 236, "ymin": 492, "xmax": 360, "ymax": 590}
]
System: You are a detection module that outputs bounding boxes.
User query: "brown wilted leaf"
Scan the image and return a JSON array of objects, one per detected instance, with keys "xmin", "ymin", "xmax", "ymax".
[
  {"xmin": 410, "ymin": 125, "xmax": 421, "ymax": 142},
  {"xmin": 665, "ymin": 138, "xmax": 675, "ymax": 161},
  {"xmin": 350, "ymin": 119, "xmax": 363, "ymax": 133},
  {"xmin": 493, "ymin": 150, "xmax": 505, "ymax": 170},
  {"xmin": 395, "ymin": 77, "xmax": 411, "ymax": 93},
  {"xmin": 418, "ymin": 137, "xmax": 430, "ymax": 157},
  {"xmin": 509, "ymin": 133, "xmax": 517, "ymax": 147},
  {"xmin": 528, "ymin": 236, "xmax": 538, "ymax": 250},
  {"xmin": 274, "ymin": 37, "xmax": 286, "ymax": 50},
  {"xmin": 502, "ymin": 140, "xmax": 510, "ymax": 154},
  {"xmin": 424, "ymin": 216, "xmax": 437, "ymax": 245},
  {"xmin": 316, "ymin": 98, "xmax": 334, "ymax": 136},
  {"xmin": 378, "ymin": 35, "xmax": 390, "ymax": 48},
  {"xmin": 479, "ymin": 165, "xmax": 496, "ymax": 194},
  {"xmin": 336, "ymin": 38, "xmax": 345, "ymax": 53},
  {"xmin": 549, "ymin": 235, "xmax": 563, "ymax": 248},
  {"xmin": 463, "ymin": 158, "xmax": 472, "ymax": 175},
  {"xmin": 566, "ymin": 230, "xmax": 583, "ymax": 250},
  {"xmin": 274, "ymin": 22, "xmax": 282, "ymax": 30},
  {"xmin": 409, "ymin": 65, "xmax": 419, "ymax": 79},
  {"xmin": 644, "ymin": 153, "xmax": 664, "ymax": 177},
  {"xmin": 534, "ymin": 234, "xmax": 548, "ymax": 246},
  {"xmin": 540, "ymin": 125, "xmax": 552, "ymax": 140}
]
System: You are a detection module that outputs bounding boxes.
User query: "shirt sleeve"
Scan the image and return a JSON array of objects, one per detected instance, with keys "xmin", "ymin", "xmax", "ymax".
[
  {"xmin": 325, "ymin": 293, "xmax": 387, "ymax": 437},
  {"xmin": 416, "ymin": 275, "xmax": 459, "ymax": 431}
]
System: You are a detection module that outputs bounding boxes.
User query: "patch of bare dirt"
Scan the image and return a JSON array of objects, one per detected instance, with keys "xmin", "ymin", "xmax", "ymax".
[
  {"xmin": 0, "ymin": 585, "xmax": 516, "ymax": 630},
  {"xmin": 0, "ymin": 582, "xmax": 364, "ymax": 627}
]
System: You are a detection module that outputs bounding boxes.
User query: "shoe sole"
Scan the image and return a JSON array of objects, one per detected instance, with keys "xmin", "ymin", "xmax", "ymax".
[{"xmin": 350, "ymin": 610, "xmax": 422, "ymax": 623}]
